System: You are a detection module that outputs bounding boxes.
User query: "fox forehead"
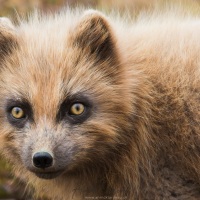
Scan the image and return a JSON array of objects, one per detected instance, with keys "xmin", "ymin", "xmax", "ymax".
[
  {"xmin": 0, "ymin": 9, "xmax": 124, "ymax": 125},
  {"xmin": 0, "ymin": 41, "xmax": 110, "ymax": 122},
  {"xmin": 0, "ymin": 49, "xmax": 96, "ymax": 120}
]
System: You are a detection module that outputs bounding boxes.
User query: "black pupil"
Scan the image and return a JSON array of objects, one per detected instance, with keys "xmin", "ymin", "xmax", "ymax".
[
  {"xmin": 15, "ymin": 108, "xmax": 21, "ymax": 114},
  {"xmin": 75, "ymin": 104, "xmax": 81, "ymax": 111}
]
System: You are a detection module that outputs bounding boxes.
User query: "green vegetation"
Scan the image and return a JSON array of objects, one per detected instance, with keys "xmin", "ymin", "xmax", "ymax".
[{"xmin": 0, "ymin": 158, "xmax": 13, "ymax": 198}]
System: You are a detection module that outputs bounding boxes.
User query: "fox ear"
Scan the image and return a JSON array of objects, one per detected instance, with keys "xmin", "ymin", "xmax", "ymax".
[
  {"xmin": 72, "ymin": 10, "xmax": 117, "ymax": 63},
  {"xmin": 0, "ymin": 17, "xmax": 17, "ymax": 60}
]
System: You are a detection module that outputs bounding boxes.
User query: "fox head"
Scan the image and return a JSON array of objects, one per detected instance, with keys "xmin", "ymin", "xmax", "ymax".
[{"xmin": 0, "ymin": 10, "xmax": 138, "ymax": 181}]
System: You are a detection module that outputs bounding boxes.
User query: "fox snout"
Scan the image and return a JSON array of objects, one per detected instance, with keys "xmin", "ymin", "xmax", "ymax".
[
  {"xmin": 20, "ymin": 125, "xmax": 83, "ymax": 179},
  {"xmin": 30, "ymin": 151, "xmax": 61, "ymax": 179},
  {"xmin": 32, "ymin": 151, "xmax": 53, "ymax": 169},
  {"xmin": 27, "ymin": 147, "xmax": 71, "ymax": 179}
]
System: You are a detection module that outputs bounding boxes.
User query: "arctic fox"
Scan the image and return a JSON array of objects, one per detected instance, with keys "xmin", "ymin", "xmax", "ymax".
[{"xmin": 0, "ymin": 7, "xmax": 200, "ymax": 200}]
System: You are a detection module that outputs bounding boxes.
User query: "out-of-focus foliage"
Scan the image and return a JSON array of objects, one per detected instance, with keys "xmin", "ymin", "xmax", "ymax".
[
  {"xmin": 0, "ymin": 0, "xmax": 200, "ymax": 199},
  {"xmin": 0, "ymin": 0, "xmax": 199, "ymax": 18}
]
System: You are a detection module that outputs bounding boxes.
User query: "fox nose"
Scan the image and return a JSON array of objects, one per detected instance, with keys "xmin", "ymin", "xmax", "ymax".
[{"xmin": 33, "ymin": 152, "xmax": 53, "ymax": 169}]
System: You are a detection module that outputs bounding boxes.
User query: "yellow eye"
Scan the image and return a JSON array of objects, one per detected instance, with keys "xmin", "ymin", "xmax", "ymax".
[
  {"xmin": 11, "ymin": 107, "xmax": 25, "ymax": 119},
  {"xmin": 70, "ymin": 103, "xmax": 85, "ymax": 115}
]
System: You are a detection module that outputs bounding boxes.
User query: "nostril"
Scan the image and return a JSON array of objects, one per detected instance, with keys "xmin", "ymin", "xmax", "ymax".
[{"xmin": 33, "ymin": 152, "xmax": 53, "ymax": 169}]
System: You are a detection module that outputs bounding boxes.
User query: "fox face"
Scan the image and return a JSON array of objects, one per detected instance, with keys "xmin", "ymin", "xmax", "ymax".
[{"xmin": 0, "ymin": 10, "xmax": 134, "ymax": 180}]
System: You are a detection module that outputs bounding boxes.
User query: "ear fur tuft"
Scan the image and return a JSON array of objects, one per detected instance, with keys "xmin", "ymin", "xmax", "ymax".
[
  {"xmin": 72, "ymin": 10, "xmax": 118, "ymax": 63},
  {"xmin": 0, "ymin": 17, "xmax": 17, "ymax": 60}
]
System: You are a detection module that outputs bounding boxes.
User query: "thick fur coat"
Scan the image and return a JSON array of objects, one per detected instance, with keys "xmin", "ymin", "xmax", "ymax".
[{"xmin": 0, "ymin": 7, "xmax": 200, "ymax": 200}]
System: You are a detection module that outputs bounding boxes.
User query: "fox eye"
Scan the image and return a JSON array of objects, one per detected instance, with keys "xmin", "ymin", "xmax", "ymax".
[
  {"xmin": 69, "ymin": 103, "xmax": 85, "ymax": 115},
  {"xmin": 11, "ymin": 107, "xmax": 25, "ymax": 119},
  {"xmin": 57, "ymin": 95, "xmax": 92, "ymax": 123}
]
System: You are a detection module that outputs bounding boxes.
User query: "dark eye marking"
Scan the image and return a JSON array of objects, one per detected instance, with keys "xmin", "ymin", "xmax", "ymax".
[
  {"xmin": 6, "ymin": 99, "xmax": 33, "ymax": 128},
  {"xmin": 57, "ymin": 94, "xmax": 93, "ymax": 124}
]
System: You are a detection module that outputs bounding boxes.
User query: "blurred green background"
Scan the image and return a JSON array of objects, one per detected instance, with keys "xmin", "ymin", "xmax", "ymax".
[{"xmin": 0, "ymin": 0, "xmax": 200, "ymax": 199}]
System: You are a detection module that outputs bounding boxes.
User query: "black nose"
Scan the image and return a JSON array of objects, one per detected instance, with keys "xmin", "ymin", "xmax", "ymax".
[{"xmin": 33, "ymin": 152, "xmax": 53, "ymax": 169}]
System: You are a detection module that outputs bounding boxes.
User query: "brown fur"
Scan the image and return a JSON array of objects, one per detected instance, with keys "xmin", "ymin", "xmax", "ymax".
[{"xmin": 0, "ymin": 7, "xmax": 200, "ymax": 200}]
